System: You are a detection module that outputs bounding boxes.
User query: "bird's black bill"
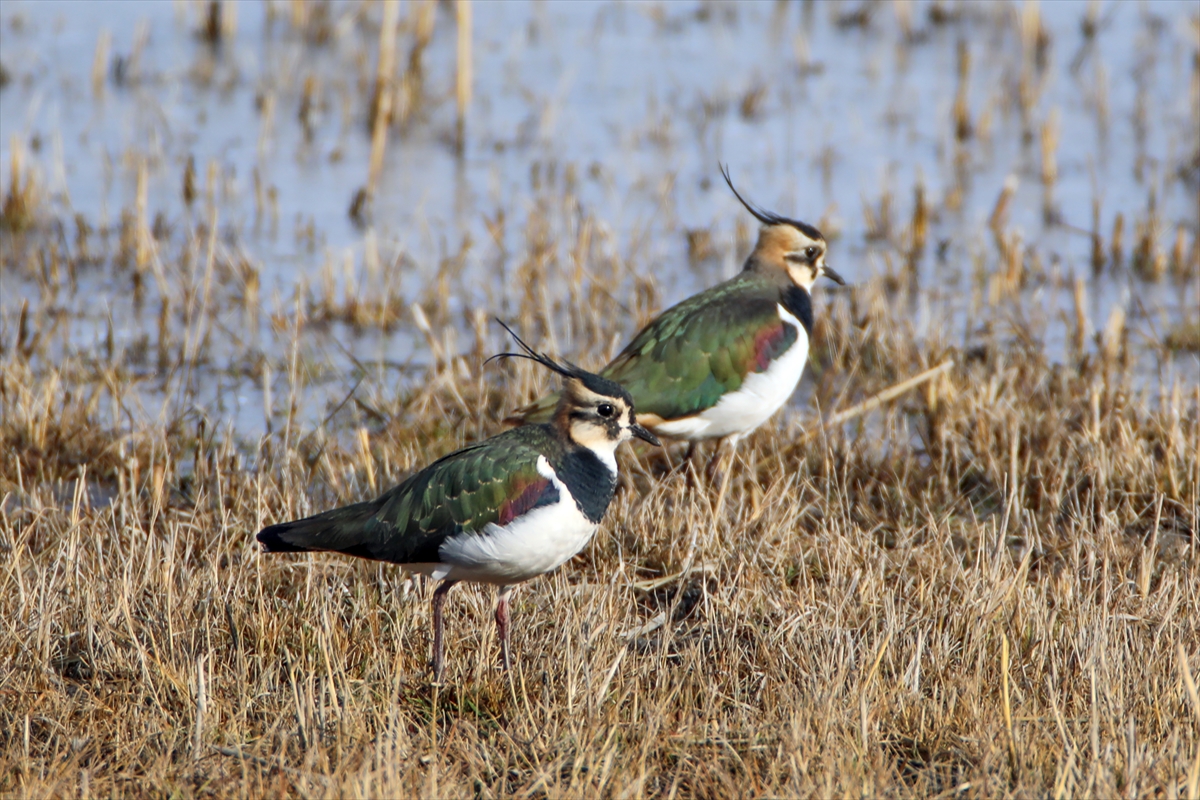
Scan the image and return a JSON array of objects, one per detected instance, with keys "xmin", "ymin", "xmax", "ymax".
[
  {"xmin": 631, "ymin": 424, "xmax": 661, "ymax": 446},
  {"xmin": 822, "ymin": 266, "xmax": 846, "ymax": 286}
]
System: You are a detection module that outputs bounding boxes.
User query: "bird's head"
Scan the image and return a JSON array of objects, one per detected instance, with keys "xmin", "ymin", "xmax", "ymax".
[
  {"xmin": 488, "ymin": 321, "xmax": 660, "ymax": 452},
  {"xmin": 721, "ymin": 164, "xmax": 845, "ymax": 291},
  {"xmin": 557, "ymin": 374, "xmax": 658, "ymax": 452}
]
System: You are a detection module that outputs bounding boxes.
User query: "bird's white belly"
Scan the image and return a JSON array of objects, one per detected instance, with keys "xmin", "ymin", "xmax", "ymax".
[
  {"xmin": 652, "ymin": 304, "xmax": 810, "ymax": 442},
  {"xmin": 419, "ymin": 456, "xmax": 598, "ymax": 585}
]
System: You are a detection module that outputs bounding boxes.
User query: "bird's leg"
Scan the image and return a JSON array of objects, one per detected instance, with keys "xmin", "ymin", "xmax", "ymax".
[
  {"xmin": 683, "ymin": 441, "xmax": 701, "ymax": 488},
  {"xmin": 704, "ymin": 438, "xmax": 728, "ymax": 486},
  {"xmin": 495, "ymin": 585, "xmax": 513, "ymax": 670},
  {"xmin": 711, "ymin": 436, "xmax": 739, "ymax": 521},
  {"xmin": 431, "ymin": 580, "xmax": 458, "ymax": 682}
]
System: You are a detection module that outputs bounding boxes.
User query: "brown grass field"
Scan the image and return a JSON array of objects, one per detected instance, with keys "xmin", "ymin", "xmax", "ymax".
[
  {"xmin": 3, "ymin": 194, "xmax": 1198, "ymax": 795},
  {"xmin": 2, "ymin": 1, "xmax": 1200, "ymax": 797}
]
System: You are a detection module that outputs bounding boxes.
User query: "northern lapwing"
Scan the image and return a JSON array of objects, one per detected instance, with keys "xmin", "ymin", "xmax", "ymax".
[
  {"xmin": 509, "ymin": 166, "xmax": 844, "ymax": 466},
  {"xmin": 257, "ymin": 324, "xmax": 660, "ymax": 682}
]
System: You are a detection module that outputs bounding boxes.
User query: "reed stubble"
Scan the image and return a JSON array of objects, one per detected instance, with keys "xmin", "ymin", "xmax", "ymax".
[{"xmin": 2, "ymin": 219, "xmax": 1197, "ymax": 796}]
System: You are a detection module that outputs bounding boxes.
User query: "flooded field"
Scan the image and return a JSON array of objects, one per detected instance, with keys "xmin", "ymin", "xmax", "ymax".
[
  {"xmin": 1, "ymin": 1, "xmax": 1198, "ymax": 797},
  {"xmin": 2, "ymin": 0, "xmax": 1197, "ymax": 442}
]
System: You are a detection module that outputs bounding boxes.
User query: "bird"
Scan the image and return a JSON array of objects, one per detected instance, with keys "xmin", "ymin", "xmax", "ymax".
[
  {"xmin": 256, "ymin": 323, "xmax": 660, "ymax": 682},
  {"xmin": 508, "ymin": 165, "xmax": 844, "ymax": 472}
]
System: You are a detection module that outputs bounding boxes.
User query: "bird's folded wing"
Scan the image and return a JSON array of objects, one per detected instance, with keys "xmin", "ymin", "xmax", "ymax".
[
  {"xmin": 602, "ymin": 279, "xmax": 795, "ymax": 421},
  {"xmin": 257, "ymin": 428, "xmax": 560, "ymax": 564}
]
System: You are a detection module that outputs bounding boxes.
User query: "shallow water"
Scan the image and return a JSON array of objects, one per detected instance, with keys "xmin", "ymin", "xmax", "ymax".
[{"xmin": 1, "ymin": 0, "xmax": 1197, "ymax": 440}]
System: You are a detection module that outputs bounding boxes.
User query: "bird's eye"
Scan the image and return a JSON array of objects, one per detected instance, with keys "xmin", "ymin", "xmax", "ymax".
[
  {"xmin": 806, "ymin": 246, "xmax": 820, "ymax": 260},
  {"xmin": 597, "ymin": 403, "xmax": 615, "ymax": 418}
]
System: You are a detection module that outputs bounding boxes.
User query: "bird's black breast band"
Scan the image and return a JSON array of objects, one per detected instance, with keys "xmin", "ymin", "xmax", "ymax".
[
  {"xmin": 555, "ymin": 449, "xmax": 617, "ymax": 523},
  {"xmin": 781, "ymin": 285, "xmax": 814, "ymax": 336}
]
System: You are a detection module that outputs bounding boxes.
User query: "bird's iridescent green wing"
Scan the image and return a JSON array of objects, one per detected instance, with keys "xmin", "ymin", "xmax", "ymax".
[
  {"xmin": 257, "ymin": 426, "xmax": 561, "ymax": 564},
  {"xmin": 600, "ymin": 274, "xmax": 796, "ymax": 421},
  {"xmin": 506, "ymin": 274, "xmax": 795, "ymax": 426}
]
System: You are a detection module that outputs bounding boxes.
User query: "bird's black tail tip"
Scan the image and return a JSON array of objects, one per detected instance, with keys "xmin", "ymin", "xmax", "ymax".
[{"xmin": 256, "ymin": 522, "xmax": 312, "ymax": 553}]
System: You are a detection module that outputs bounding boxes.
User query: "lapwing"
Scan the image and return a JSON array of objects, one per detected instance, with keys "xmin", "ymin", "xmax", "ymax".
[
  {"xmin": 509, "ymin": 166, "xmax": 844, "ymax": 466},
  {"xmin": 257, "ymin": 324, "xmax": 659, "ymax": 682}
]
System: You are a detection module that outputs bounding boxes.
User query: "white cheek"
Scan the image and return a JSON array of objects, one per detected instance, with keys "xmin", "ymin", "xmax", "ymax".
[
  {"xmin": 593, "ymin": 439, "xmax": 619, "ymax": 474},
  {"xmin": 787, "ymin": 264, "xmax": 814, "ymax": 288}
]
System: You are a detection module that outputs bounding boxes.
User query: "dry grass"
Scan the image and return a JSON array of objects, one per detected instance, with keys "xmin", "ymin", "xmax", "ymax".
[{"xmin": 2, "ymin": 199, "xmax": 1198, "ymax": 797}]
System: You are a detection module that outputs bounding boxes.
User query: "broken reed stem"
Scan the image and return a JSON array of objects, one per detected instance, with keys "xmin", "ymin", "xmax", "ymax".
[
  {"xmin": 2, "ymin": 135, "xmax": 37, "ymax": 231},
  {"xmin": 135, "ymin": 158, "xmax": 150, "ymax": 274},
  {"xmin": 1040, "ymin": 108, "xmax": 1059, "ymax": 220},
  {"xmin": 1002, "ymin": 229, "xmax": 1024, "ymax": 296},
  {"xmin": 907, "ymin": 180, "xmax": 928, "ymax": 271},
  {"xmin": 758, "ymin": 359, "xmax": 954, "ymax": 476},
  {"xmin": 1111, "ymin": 212, "xmax": 1125, "ymax": 267},
  {"xmin": 193, "ymin": 654, "xmax": 208, "ymax": 758},
  {"xmin": 989, "ymin": 174, "xmax": 1017, "ymax": 234},
  {"xmin": 1040, "ymin": 109, "xmax": 1059, "ymax": 188},
  {"xmin": 1072, "ymin": 276, "xmax": 1088, "ymax": 357},
  {"xmin": 1180, "ymin": 642, "xmax": 1200, "ymax": 800},
  {"xmin": 1181, "ymin": 643, "xmax": 1200, "ymax": 727},
  {"xmin": 822, "ymin": 359, "xmax": 954, "ymax": 430},
  {"xmin": 181, "ymin": 208, "xmax": 219, "ymax": 397},
  {"xmin": 455, "ymin": 0, "xmax": 472, "ymax": 157},
  {"xmin": 1002, "ymin": 632, "xmax": 1018, "ymax": 777},
  {"xmin": 1090, "ymin": 197, "xmax": 1105, "ymax": 274},
  {"xmin": 953, "ymin": 38, "xmax": 972, "ymax": 140},
  {"xmin": 865, "ymin": 624, "xmax": 894, "ymax": 690},
  {"xmin": 367, "ymin": 0, "xmax": 400, "ymax": 198},
  {"xmin": 91, "ymin": 29, "xmax": 111, "ymax": 97},
  {"xmin": 358, "ymin": 426, "xmax": 376, "ymax": 495},
  {"xmin": 1169, "ymin": 225, "xmax": 1189, "ymax": 280}
]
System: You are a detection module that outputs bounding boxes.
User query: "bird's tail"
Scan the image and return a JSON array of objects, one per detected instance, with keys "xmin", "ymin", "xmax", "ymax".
[{"xmin": 256, "ymin": 500, "xmax": 381, "ymax": 556}]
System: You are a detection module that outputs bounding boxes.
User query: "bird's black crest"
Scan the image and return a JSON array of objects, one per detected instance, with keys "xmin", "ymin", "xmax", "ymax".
[
  {"xmin": 486, "ymin": 319, "xmax": 578, "ymax": 379},
  {"xmin": 719, "ymin": 163, "xmax": 824, "ymax": 242},
  {"xmin": 487, "ymin": 319, "xmax": 632, "ymax": 403}
]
